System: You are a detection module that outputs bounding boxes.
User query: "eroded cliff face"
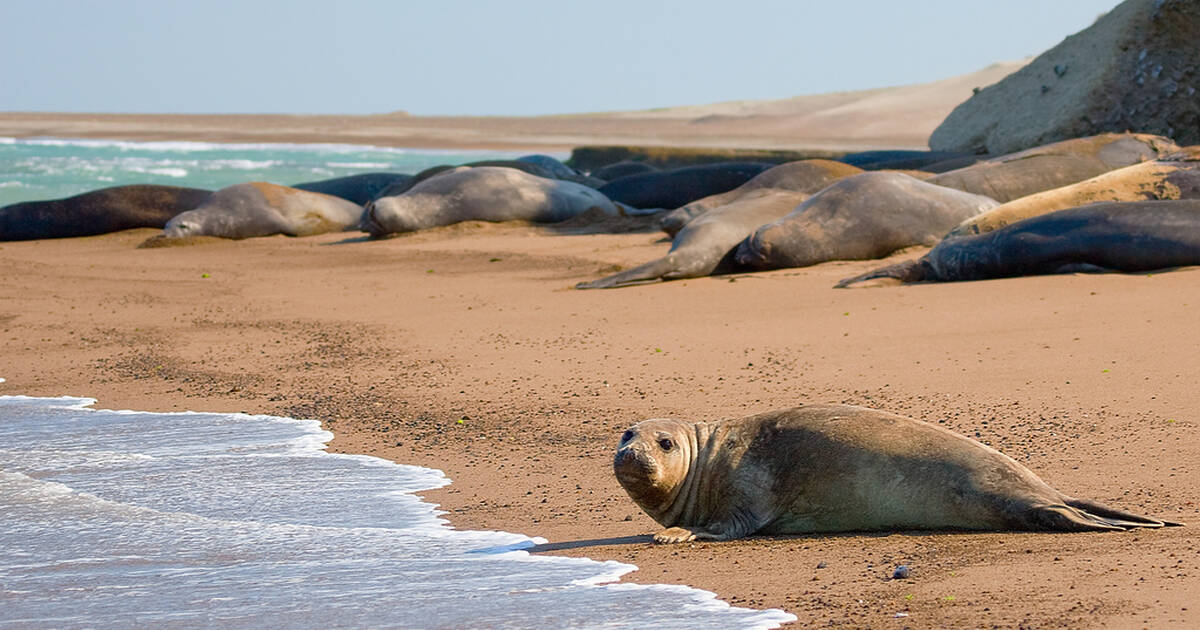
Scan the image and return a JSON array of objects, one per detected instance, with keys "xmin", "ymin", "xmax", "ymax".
[{"xmin": 931, "ymin": 0, "xmax": 1200, "ymax": 155}]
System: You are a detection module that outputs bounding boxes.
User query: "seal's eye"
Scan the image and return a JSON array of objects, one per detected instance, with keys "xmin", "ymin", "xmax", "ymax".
[
  {"xmin": 658, "ymin": 437, "xmax": 673, "ymax": 451},
  {"xmin": 620, "ymin": 430, "xmax": 634, "ymax": 444}
]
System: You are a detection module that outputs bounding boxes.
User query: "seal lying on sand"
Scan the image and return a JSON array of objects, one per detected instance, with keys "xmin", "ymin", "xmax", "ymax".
[
  {"xmin": 161, "ymin": 182, "xmax": 364, "ymax": 240},
  {"xmin": 615, "ymin": 404, "xmax": 1181, "ymax": 543},
  {"xmin": 946, "ymin": 146, "xmax": 1200, "ymax": 238},
  {"xmin": 0, "ymin": 185, "xmax": 211, "ymax": 241},
  {"xmin": 928, "ymin": 133, "xmax": 1179, "ymax": 203},
  {"xmin": 362, "ymin": 166, "xmax": 619, "ymax": 236},
  {"xmin": 836, "ymin": 200, "xmax": 1200, "ymax": 287},
  {"xmin": 734, "ymin": 172, "xmax": 998, "ymax": 271},
  {"xmin": 658, "ymin": 159, "xmax": 862, "ymax": 237},
  {"xmin": 576, "ymin": 190, "xmax": 809, "ymax": 289},
  {"xmin": 598, "ymin": 162, "xmax": 773, "ymax": 210}
]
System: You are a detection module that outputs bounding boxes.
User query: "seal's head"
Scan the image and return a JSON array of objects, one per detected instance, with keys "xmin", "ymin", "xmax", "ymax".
[
  {"xmin": 162, "ymin": 209, "xmax": 205, "ymax": 239},
  {"xmin": 613, "ymin": 418, "xmax": 694, "ymax": 523}
]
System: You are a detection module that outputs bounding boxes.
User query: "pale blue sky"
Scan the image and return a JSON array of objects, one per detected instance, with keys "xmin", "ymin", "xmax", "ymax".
[{"xmin": 0, "ymin": 0, "xmax": 1118, "ymax": 116}]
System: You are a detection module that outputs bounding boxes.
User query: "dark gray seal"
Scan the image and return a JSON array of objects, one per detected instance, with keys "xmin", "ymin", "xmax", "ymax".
[
  {"xmin": 597, "ymin": 162, "xmax": 773, "ymax": 210},
  {"xmin": 734, "ymin": 172, "xmax": 998, "ymax": 271},
  {"xmin": 0, "ymin": 185, "xmax": 211, "ymax": 241},
  {"xmin": 836, "ymin": 200, "xmax": 1200, "ymax": 287},
  {"xmin": 590, "ymin": 161, "xmax": 659, "ymax": 181},
  {"xmin": 928, "ymin": 133, "xmax": 1179, "ymax": 202},
  {"xmin": 838, "ymin": 149, "xmax": 975, "ymax": 171},
  {"xmin": 362, "ymin": 166, "xmax": 618, "ymax": 235},
  {"xmin": 161, "ymin": 182, "xmax": 364, "ymax": 240},
  {"xmin": 577, "ymin": 190, "xmax": 808, "ymax": 288},
  {"xmin": 291, "ymin": 172, "xmax": 413, "ymax": 205},
  {"xmin": 615, "ymin": 404, "xmax": 1180, "ymax": 543},
  {"xmin": 659, "ymin": 159, "xmax": 863, "ymax": 237}
]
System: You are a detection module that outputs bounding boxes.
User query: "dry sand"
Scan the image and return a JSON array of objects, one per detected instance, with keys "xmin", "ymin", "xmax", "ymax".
[
  {"xmin": 0, "ymin": 62, "xmax": 1024, "ymax": 152},
  {"xmin": 2, "ymin": 219, "xmax": 1197, "ymax": 628}
]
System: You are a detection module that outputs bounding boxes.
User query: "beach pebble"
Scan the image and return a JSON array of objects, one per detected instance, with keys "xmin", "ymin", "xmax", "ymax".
[{"xmin": 893, "ymin": 565, "xmax": 911, "ymax": 579}]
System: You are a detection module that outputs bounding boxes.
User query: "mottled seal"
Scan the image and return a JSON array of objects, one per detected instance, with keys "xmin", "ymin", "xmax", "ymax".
[
  {"xmin": 614, "ymin": 404, "xmax": 1180, "ymax": 543},
  {"xmin": 577, "ymin": 190, "xmax": 808, "ymax": 288},
  {"xmin": 0, "ymin": 185, "xmax": 211, "ymax": 241},
  {"xmin": 946, "ymin": 146, "xmax": 1200, "ymax": 237},
  {"xmin": 291, "ymin": 172, "xmax": 413, "ymax": 205},
  {"xmin": 161, "ymin": 182, "xmax": 364, "ymax": 240},
  {"xmin": 836, "ymin": 200, "xmax": 1200, "ymax": 287},
  {"xmin": 659, "ymin": 159, "xmax": 862, "ymax": 237},
  {"xmin": 734, "ymin": 172, "xmax": 998, "ymax": 271},
  {"xmin": 361, "ymin": 166, "xmax": 618, "ymax": 236},
  {"xmin": 928, "ymin": 133, "xmax": 1179, "ymax": 202},
  {"xmin": 597, "ymin": 162, "xmax": 773, "ymax": 210}
]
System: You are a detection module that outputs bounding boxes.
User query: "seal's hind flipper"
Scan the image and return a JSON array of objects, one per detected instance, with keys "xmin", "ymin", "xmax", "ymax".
[
  {"xmin": 1065, "ymin": 497, "xmax": 1183, "ymax": 528},
  {"xmin": 575, "ymin": 258, "xmax": 673, "ymax": 289},
  {"xmin": 1032, "ymin": 500, "xmax": 1179, "ymax": 531},
  {"xmin": 834, "ymin": 259, "xmax": 928, "ymax": 288}
]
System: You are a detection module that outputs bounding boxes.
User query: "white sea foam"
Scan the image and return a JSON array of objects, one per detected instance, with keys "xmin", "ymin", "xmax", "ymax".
[
  {"xmin": 325, "ymin": 161, "xmax": 392, "ymax": 169},
  {"xmin": 0, "ymin": 181, "xmax": 21, "ymax": 188},
  {"xmin": 5, "ymin": 136, "xmax": 532, "ymax": 157}
]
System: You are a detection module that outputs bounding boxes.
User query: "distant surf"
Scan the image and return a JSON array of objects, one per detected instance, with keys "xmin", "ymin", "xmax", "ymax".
[
  {"xmin": 0, "ymin": 137, "xmax": 552, "ymax": 206},
  {"xmin": 0, "ymin": 393, "xmax": 795, "ymax": 629}
]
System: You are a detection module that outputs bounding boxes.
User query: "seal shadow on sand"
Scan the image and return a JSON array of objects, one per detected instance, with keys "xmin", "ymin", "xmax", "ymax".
[{"xmin": 523, "ymin": 527, "xmax": 1110, "ymax": 554}]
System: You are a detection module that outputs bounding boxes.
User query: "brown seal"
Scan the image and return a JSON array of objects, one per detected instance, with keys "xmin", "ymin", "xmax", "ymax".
[
  {"xmin": 614, "ymin": 404, "xmax": 1180, "ymax": 543},
  {"xmin": 928, "ymin": 132, "xmax": 1179, "ymax": 203}
]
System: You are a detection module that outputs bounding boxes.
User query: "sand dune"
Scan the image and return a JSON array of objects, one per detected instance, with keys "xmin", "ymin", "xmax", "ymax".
[{"xmin": 0, "ymin": 61, "xmax": 1025, "ymax": 152}]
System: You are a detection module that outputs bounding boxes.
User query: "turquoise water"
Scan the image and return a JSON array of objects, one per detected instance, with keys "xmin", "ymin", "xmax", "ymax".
[
  {"xmin": 0, "ymin": 394, "xmax": 795, "ymax": 629},
  {"xmin": 0, "ymin": 136, "xmax": 542, "ymax": 206}
]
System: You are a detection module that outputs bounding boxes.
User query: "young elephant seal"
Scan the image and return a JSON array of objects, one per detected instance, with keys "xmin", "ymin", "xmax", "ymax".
[{"xmin": 614, "ymin": 405, "xmax": 1180, "ymax": 543}]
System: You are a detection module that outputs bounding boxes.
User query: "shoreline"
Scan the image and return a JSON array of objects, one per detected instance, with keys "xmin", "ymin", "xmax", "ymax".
[{"xmin": 2, "ymin": 224, "xmax": 1196, "ymax": 627}]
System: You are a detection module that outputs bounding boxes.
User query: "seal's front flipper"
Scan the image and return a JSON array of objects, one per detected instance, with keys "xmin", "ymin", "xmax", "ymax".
[
  {"xmin": 653, "ymin": 527, "xmax": 699, "ymax": 544},
  {"xmin": 652, "ymin": 526, "xmax": 733, "ymax": 544}
]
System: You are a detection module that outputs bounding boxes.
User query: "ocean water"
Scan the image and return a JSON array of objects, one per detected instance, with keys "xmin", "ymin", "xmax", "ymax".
[
  {"xmin": 0, "ymin": 394, "xmax": 795, "ymax": 629},
  {"xmin": 0, "ymin": 136, "xmax": 543, "ymax": 206}
]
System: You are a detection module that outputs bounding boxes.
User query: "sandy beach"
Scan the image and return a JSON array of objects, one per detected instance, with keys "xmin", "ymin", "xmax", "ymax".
[
  {"xmin": 1, "ymin": 212, "xmax": 1196, "ymax": 626},
  {"xmin": 3, "ymin": 56, "xmax": 1199, "ymax": 626}
]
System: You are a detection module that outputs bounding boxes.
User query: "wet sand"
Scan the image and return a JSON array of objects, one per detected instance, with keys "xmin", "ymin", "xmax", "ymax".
[{"xmin": 1, "ymin": 220, "xmax": 1197, "ymax": 627}]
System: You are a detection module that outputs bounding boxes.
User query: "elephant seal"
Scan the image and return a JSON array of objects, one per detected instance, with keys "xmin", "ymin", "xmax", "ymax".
[
  {"xmin": 0, "ymin": 185, "xmax": 211, "ymax": 241},
  {"xmin": 577, "ymin": 189, "xmax": 808, "ymax": 288},
  {"xmin": 373, "ymin": 159, "xmax": 598, "ymax": 200},
  {"xmin": 362, "ymin": 166, "xmax": 619, "ymax": 236},
  {"xmin": 836, "ymin": 200, "xmax": 1200, "ymax": 287},
  {"xmin": 591, "ymin": 161, "xmax": 659, "ymax": 181},
  {"xmin": 614, "ymin": 404, "xmax": 1180, "ymax": 543},
  {"xmin": 161, "ymin": 182, "xmax": 364, "ymax": 240},
  {"xmin": 734, "ymin": 172, "xmax": 998, "ymax": 271},
  {"xmin": 598, "ymin": 162, "xmax": 773, "ymax": 210},
  {"xmin": 928, "ymin": 133, "xmax": 1179, "ymax": 203},
  {"xmin": 946, "ymin": 146, "xmax": 1200, "ymax": 238},
  {"xmin": 659, "ymin": 159, "xmax": 862, "ymax": 237},
  {"xmin": 838, "ymin": 149, "xmax": 975, "ymax": 172},
  {"xmin": 291, "ymin": 172, "xmax": 413, "ymax": 205}
]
